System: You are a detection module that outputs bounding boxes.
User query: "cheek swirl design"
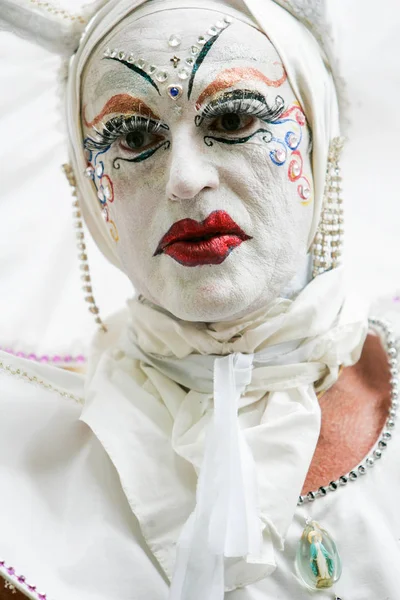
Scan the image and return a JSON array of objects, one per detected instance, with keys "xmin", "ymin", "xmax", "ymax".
[
  {"xmin": 268, "ymin": 102, "xmax": 312, "ymax": 205},
  {"xmin": 270, "ymin": 142, "xmax": 287, "ymax": 166},
  {"xmin": 298, "ymin": 176, "xmax": 312, "ymax": 203},
  {"xmin": 288, "ymin": 150, "xmax": 303, "ymax": 181},
  {"xmin": 100, "ymin": 174, "xmax": 114, "ymax": 203},
  {"xmin": 84, "ymin": 148, "xmax": 120, "ymax": 242},
  {"xmin": 197, "ymin": 93, "xmax": 311, "ymax": 204},
  {"xmin": 83, "ymin": 112, "xmax": 171, "ymax": 240}
]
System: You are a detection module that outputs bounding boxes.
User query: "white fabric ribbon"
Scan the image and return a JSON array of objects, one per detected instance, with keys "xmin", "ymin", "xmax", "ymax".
[{"xmin": 169, "ymin": 353, "xmax": 262, "ymax": 600}]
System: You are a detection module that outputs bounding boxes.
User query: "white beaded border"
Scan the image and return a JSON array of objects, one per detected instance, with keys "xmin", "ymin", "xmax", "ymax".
[
  {"xmin": 299, "ymin": 317, "xmax": 398, "ymax": 505},
  {"xmin": 0, "ymin": 559, "xmax": 51, "ymax": 600},
  {"xmin": 0, "ymin": 358, "xmax": 84, "ymax": 406},
  {"xmin": 63, "ymin": 164, "xmax": 107, "ymax": 334},
  {"xmin": 29, "ymin": 0, "xmax": 86, "ymax": 24}
]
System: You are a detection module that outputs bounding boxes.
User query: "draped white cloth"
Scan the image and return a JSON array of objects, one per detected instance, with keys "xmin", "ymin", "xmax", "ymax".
[
  {"xmin": 0, "ymin": 325, "xmax": 400, "ymax": 600},
  {"xmin": 78, "ymin": 267, "xmax": 368, "ymax": 598}
]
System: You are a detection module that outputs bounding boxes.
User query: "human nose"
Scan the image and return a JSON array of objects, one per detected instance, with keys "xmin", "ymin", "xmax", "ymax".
[{"xmin": 166, "ymin": 128, "xmax": 219, "ymax": 201}]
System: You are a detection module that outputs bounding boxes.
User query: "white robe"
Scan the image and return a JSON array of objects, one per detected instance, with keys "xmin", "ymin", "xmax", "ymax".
[{"xmin": 0, "ymin": 295, "xmax": 399, "ymax": 600}]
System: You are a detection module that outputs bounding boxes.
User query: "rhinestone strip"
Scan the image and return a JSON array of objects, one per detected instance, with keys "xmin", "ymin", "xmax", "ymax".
[
  {"xmin": 102, "ymin": 15, "xmax": 233, "ymax": 93},
  {"xmin": 0, "ymin": 558, "xmax": 51, "ymax": 600},
  {"xmin": 63, "ymin": 164, "xmax": 107, "ymax": 334},
  {"xmin": 298, "ymin": 317, "xmax": 398, "ymax": 505},
  {"xmin": 0, "ymin": 358, "xmax": 84, "ymax": 406}
]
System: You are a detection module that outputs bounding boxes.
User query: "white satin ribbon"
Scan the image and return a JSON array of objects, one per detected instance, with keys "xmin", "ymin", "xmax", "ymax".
[{"xmin": 169, "ymin": 353, "xmax": 262, "ymax": 600}]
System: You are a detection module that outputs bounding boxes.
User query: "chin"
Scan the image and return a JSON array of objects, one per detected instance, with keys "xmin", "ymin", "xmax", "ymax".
[
  {"xmin": 135, "ymin": 250, "xmax": 302, "ymax": 323},
  {"xmin": 151, "ymin": 277, "xmax": 273, "ymax": 323}
]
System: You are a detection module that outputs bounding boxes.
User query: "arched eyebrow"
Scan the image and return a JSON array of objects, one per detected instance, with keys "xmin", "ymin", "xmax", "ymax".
[
  {"xmin": 83, "ymin": 94, "xmax": 160, "ymax": 129},
  {"xmin": 187, "ymin": 28, "xmax": 228, "ymax": 100},
  {"xmin": 195, "ymin": 66, "xmax": 287, "ymax": 109},
  {"xmin": 104, "ymin": 56, "xmax": 161, "ymax": 95}
]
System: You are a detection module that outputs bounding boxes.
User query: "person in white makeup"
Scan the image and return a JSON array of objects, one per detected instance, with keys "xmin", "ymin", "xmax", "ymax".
[{"xmin": 0, "ymin": 1, "xmax": 399, "ymax": 600}]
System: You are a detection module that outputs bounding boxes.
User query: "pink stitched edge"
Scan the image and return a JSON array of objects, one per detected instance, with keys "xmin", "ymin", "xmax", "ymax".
[
  {"xmin": 0, "ymin": 559, "xmax": 51, "ymax": 600},
  {"xmin": 0, "ymin": 349, "xmax": 86, "ymax": 365}
]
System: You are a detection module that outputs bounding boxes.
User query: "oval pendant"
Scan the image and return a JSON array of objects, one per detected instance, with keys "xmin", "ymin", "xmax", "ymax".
[{"xmin": 295, "ymin": 520, "xmax": 342, "ymax": 590}]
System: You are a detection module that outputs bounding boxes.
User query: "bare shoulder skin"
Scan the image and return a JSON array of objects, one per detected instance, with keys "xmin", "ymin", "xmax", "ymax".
[{"xmin": 302, "ymin": 334, "xmax": 392, "ymax": 495}]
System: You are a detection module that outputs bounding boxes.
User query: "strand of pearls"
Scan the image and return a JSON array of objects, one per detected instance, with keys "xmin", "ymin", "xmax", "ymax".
[
  {"xmin": 63, "ymin": 164, "xmax": 107, "ymax": 333},
  {"xmin": 312, "ymin": 137, "xmax": 345, "ymax": 278},
  {"xmin": 29, "ymin": 0, "xmax": 86, "ymax": 24}
]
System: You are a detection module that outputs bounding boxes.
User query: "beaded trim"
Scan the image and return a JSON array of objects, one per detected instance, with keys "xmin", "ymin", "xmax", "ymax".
[
  {"xmin": 29, "ymin": 0, "xmax": 85, "ymax": 24},
  {"xmin": 0, "ymin": 358, "xmax": 84, "ymax": 405},
  {"xmin": 299, "ymin": 317, "xmax": 398, "ymax": 505},
  {"xmin": 63, "ymin": 164, "xmax": 107, "ymax": 334},
  {"xmin": 0, "ymin": 348, "xmax": 86, "ymax": 366},
  {"xmin": 1, "ymin": 558, "xmax": 50, "ymax": 599},
  {"xmin": 103, "ymin": 15, "xmax": 233, "ymax": 97},
  {"xmin": 312, "ymin": 137, "xmax": 344, "ymax": 278}
]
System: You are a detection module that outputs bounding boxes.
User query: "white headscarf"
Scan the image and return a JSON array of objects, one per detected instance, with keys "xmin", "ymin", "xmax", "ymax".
[{"xmin": 65, "ymin": 0, "xmax": 340, "ymax": 270}]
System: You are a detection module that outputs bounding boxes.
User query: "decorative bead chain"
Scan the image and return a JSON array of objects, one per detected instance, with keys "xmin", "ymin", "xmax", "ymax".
[
  {"xmin": 29, "ymin": 0, "xmax": 86, "ymax": 24},
  {"xmin": 298, "ymin": 317, "xmax": 398, "ymax": 505},
  {"xmin": 0, "ymin": 348, "xmax": 86, "ymax": 365},
  {"xmin": 312, "ymin": 137, "xmax": 345, "ymax": 279},
  {"xmin": 1, "ymin": 559, "xmax": 50, "ymax": 600},
  {"xmin": 62, "ymin": 164, "xmax": 107, "ymax": 334},
  {"xmin": 0, "ymin": 357, "xmax": 84, "ymax": 405}
]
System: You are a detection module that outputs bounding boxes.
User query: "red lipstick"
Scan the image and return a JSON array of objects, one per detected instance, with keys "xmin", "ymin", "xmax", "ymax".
[{"xmin": 154, "ymin": 210, "xmax": 252, "ymax": 267}]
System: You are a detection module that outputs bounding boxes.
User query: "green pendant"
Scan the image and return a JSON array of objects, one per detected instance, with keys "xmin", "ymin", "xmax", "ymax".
[{"xmin": 295, "ymin": 520, "xmax": 342, "ymax": 590}]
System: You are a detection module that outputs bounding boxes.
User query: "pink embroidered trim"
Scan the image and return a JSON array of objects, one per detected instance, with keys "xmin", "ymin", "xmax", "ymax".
[
  {"xmin": 0, "ymin": 558, "xmax": 51, "ymax": 600},
  {"xmin": 0, "ymin": 348, "xmax": 86, "ymax": 365}
]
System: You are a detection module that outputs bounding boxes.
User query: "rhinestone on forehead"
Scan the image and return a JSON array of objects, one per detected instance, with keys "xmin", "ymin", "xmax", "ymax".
[
  {"xmin": 168, "ymin": 85, "xmax": 183, "ymax": 100},
  {"xmin": 102, "ymin": 15, "xmax": 233, "ymax": 99}
]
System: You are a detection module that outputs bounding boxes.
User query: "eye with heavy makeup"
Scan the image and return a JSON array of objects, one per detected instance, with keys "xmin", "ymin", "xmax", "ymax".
[
  {"xmin": 85, "ymin": 114, "xmax": 171, "ymax": 164},
  {"xmin": 84, "ymin": 88, "xmax": 288, "ymax": 162},
  {"xmin": 197, "ymin": 90, "xmax": 286, "ymax": 146}
]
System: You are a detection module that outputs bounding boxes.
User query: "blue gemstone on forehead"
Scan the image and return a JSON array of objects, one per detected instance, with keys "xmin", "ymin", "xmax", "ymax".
[{"xmin": 170, "ymin": 87, "xmax": 180, "ymax": 97}]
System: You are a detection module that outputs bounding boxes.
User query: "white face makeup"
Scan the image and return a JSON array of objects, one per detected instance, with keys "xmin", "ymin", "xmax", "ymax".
[{"xmin": 81, "ymin": 8, "xmax": 314, "ymax": 322}]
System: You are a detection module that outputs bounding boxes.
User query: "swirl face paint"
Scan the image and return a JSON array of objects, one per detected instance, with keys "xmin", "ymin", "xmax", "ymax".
[{"xmin": 81, "ymin": 8, "xmax": 314, "ymax": 322}]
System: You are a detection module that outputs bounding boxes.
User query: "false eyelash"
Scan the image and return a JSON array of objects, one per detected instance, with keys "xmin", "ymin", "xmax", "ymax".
[
  {"xmin": 197, "ymin": 91, "xmax": 286, "ymax": 125},
  {"xmin": 84, "ymin": 115, "xmax": 168, "ymax": 151}
]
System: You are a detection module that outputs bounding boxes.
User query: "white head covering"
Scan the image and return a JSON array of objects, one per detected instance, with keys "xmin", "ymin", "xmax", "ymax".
[{"xmin": 65, "ymin": 0, "xmax": 340, "ymax": 269}]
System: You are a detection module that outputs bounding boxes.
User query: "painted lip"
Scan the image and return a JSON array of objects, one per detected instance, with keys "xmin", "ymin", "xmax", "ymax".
[{"xmin": 153, "ymin": 210, "xmax": 252, "ymax": 267}]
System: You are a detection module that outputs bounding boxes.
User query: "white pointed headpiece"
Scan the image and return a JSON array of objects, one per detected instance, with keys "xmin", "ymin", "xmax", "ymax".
[{"xmin": 0, "ymin": 0, "xmax": 335, "ymax": 64}]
